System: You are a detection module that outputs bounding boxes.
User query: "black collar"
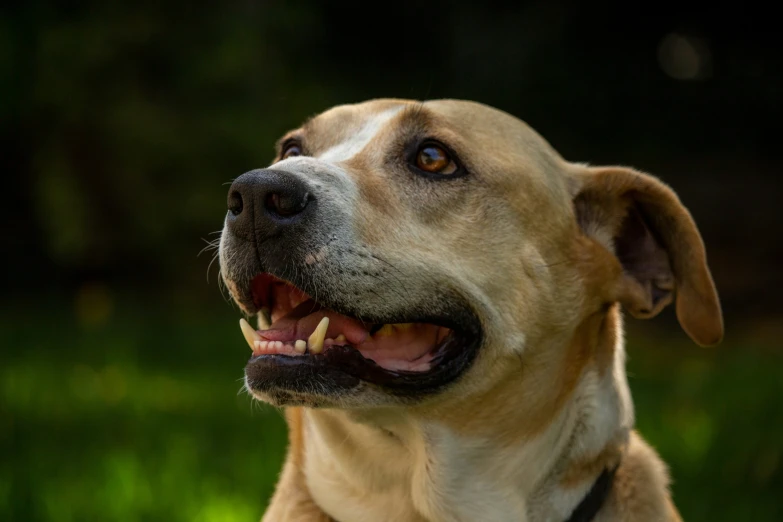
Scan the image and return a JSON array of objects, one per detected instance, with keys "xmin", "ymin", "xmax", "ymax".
[{"xmin": 564, "ymin": 466, "xmax": 618, "ymax": 522}]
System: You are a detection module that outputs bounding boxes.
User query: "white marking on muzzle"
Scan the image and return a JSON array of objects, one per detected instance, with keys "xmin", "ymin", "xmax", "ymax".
[{"xmin": 319, "ymin": 107, "xmax": 402, "ymax": 162}]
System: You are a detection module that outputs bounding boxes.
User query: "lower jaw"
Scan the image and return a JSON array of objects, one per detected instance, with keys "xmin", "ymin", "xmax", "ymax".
[
  {"xmin": 250, "ymin": 339, "xmax": 436, "ymax": 372},
  {"xmin": 244, "ymin": 331, "xmax": 482, "ymax": 398}
]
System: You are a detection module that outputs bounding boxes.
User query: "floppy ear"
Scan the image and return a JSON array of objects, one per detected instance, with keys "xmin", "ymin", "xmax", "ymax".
[{"xmin": 571, "ymin": 166, "xmax": 723, "ymax": 346}]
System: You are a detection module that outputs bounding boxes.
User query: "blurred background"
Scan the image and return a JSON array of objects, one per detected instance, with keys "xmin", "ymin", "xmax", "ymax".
[{"xmin": 2, "ymin": 1, "xmax": 781, "ymax": 520}]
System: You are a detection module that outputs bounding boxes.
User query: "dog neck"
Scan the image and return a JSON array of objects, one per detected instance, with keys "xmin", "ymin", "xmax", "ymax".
[{"xmin": 301, "ymin": 309, "xmax": 633, "ymax": 522}]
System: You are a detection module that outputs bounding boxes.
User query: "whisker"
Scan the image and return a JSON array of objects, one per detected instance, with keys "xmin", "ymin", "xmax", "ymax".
[
  {"xmin": 206, "ymin": 251, "xmax": 220, "ymax": 283},
  {"xmin": 198, "ymin": 239, "xmax": 220, "ymax": 258}
]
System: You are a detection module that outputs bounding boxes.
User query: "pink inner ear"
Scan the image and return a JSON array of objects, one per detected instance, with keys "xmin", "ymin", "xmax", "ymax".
[{"xmin": 614, "ymin": 204, "xmax": 674, "ymax": 315}]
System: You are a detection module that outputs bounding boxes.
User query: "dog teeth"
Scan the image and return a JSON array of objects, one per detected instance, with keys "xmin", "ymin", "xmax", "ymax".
[
  {"xmin": 258, "ymin": 308, "xmax": 272, "ymax": 330},
  {"xmin": 334, "ymin": 334, "xmax": 347, "ymax": 343},
  {"xmin": 374, "ymin": 324, "xmax": 394, "ymax": 337},
  {"xmin": 240, "ymin": 318, "xmax": 261, "ymax": 351},
  {"xmin": 308, "ymin": 317, "xmax": 329, "ymax": 354},
  {"xmin": 294, "ymin": 340, "xmax": 307, "ymax": 353}
]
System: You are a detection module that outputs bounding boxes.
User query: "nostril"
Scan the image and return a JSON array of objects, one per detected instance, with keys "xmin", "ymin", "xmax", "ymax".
[
  {"xmin": 228, "ymin": 191, "xmax": 243, "ymax": 216},
  {"xmin": 265, "ymin": 191, "xmax": 311, "ymax": 218}
]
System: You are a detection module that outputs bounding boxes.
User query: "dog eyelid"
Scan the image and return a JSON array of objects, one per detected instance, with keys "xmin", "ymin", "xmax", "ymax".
[{"xmin": 280, "ymin": 139, "xmax": 304, "ymax": 159}]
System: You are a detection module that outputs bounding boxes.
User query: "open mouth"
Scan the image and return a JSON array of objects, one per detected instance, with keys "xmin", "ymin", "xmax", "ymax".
[{"xmin": 239, "ymin": 273, "xmax": 482, "ymax": 395}]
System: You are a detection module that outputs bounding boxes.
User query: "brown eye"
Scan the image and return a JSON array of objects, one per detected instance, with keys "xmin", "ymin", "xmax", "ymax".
[
  {"xmin": 281, "ymin": 142, "xmax": 302, "ymax": 159},
  {"xmin": 415, "ymin": 144, "xmax": 457, "ymax": 175}
]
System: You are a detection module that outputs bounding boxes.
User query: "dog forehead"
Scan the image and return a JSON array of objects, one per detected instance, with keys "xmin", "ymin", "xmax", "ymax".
[
  {"xmin": 311, "ymin": 99, "xmax": 564, "ymax": 162},
  {"xmin": 301, "ymin": 99, "xmax": 571, "ymax": 201},
  {"xmin": 309, "ymin": 98, "xmax": 538, "ymax": 141},
  {"xmin": 301, "ymin": 99, "xmax": 413, "ymax": 160},
  {"xmin": 319, "ymin": 109, "xmax": 404, "ymax": 162},
  {"xmin": 423, "ymin": 100, "xmax": 566, "ymax": 166}
]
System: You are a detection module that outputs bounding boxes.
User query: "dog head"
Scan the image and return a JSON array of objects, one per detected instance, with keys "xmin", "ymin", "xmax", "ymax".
[{"xmin": 218, "ymin": 99, "xmax": 722, "ymax": 409}]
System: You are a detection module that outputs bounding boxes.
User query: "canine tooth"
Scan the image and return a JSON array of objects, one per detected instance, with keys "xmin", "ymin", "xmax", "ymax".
[
  {"xmin": 240, "ymin": 318, "xmax": 261, "ymax": 351},
  {"xmin": 308, "ymin": 316, "xmax": 330, "ymax": 354},
  {"xmin": 335, "ymin": 334, "xmax": 347, "ymax": 343},
  {"xmin": 258, "ymin": 308, "xmax": 272, "ymax": 330},
  {"xmin": 294, "ymin": 340, "xmax": 307, "ymax": 353},
  {"xmin": 374, "ymin": 324, "xmax": 394, "ymax": 337}
]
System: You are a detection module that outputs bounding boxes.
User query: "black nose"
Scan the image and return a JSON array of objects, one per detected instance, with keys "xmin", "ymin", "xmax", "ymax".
[{"xmin": 226, "ymin": 169, "xmax": 314, "ymax": 242}]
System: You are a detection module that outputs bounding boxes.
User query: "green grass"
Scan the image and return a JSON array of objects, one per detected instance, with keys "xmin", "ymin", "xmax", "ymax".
[
  {"xmin": 627, "ymin": 327, "xmax": 783, "ymax": 521},
  {"xmin": 0, "ymin": 297, "xmax": 288, "ymax": 522},
  {"xmin": 1, "ymin": 296, "xmax": 781, "ymax": 521}
]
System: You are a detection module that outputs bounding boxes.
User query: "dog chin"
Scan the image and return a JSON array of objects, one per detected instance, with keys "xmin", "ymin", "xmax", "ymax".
[
  {"xmin": 245, "ymin": 386, "xmax": 339, "ymax": 408},
  {"xmin": 244, "ymin": 375, "xmax": 390, "ymax": 409}
]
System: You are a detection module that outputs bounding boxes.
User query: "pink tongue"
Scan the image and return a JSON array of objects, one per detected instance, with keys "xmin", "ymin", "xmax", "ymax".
[
  {"xmin": 353, "ymin": 325, "xmax": 444, "ymax": 371},
  {"xmin": 259, "ymin": 309, "xmax": 370, "ymax": 345}
]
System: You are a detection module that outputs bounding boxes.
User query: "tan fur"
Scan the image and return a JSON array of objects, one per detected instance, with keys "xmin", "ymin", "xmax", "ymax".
[
  {"xmin": 594, "ymin": 432, "xmax": 681, "ymax": 522},
  {"xmin": 233, "ymin": 99, "xmax": 721, "ymax": 521},
  {"xmin": 571, "ymin": 166, "xmax": 723, "ymax": 346},
  {"xmin": 262, "ymin": 408, "xmax": 333, "ymax": 522},
  {"xmin": 418, "ymin": 307, "xmax": 615, "ymax": 445}
]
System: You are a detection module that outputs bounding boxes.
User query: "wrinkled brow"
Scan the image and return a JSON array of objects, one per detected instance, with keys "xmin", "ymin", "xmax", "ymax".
[
  {"xmin": 273, "ymin": 103, "xmax": 433, "ymax": 158},
  {"xmin": 394, "ymin": 103, "xmax": 435, "ymax": 132},
  {"xmin": 274, "ymin": 131, "xmax": 303, "ymax": 153}
]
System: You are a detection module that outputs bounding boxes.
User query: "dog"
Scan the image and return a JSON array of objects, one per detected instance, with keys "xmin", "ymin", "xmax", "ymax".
[{"xmin": 218, "ymin": 99, "xmax": 722, "ymax": 521}]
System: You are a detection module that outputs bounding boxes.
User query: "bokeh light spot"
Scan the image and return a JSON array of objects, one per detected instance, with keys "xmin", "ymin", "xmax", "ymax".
[
  {"xmin": 657, "ymin": 33, "xmax": 712, "ymax": 80},
  {"xmin": 75, "ymin": 282, "xmax": 114, "ymax": 327}
]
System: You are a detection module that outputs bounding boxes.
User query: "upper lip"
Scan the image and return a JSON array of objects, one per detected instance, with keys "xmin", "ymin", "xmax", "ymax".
[{"xmin": 245, "ymin": 272, "xmax": 467, "ymax": 333}]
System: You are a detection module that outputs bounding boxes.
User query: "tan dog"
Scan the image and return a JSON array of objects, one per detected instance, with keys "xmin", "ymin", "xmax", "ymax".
[{"xmin": 218, "ymin": 99, "xmax": 722, "ymax": 522}]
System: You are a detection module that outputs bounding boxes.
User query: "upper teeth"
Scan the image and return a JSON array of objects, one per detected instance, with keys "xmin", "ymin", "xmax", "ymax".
[
  {"xmin": 238, "ymin": 316, "xmax": 330, "ymax": 355},
  {"xmin": 239, "ymin": 318, "xmax": 261, "ymax": 351},
  {"xmin": 308, "ymin": 316, "xmax": 329, "ymax": 354},
  {"xmin": 374, "ymin": 324, "xmax": 394, "ymax": 337},
  {"xmin": 257, "ymin": 308, "xmax": 272, "ymax": 330},
  {"xmin": 239, "ymin": 317, "xmax": 415, "ymax": 355}
]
